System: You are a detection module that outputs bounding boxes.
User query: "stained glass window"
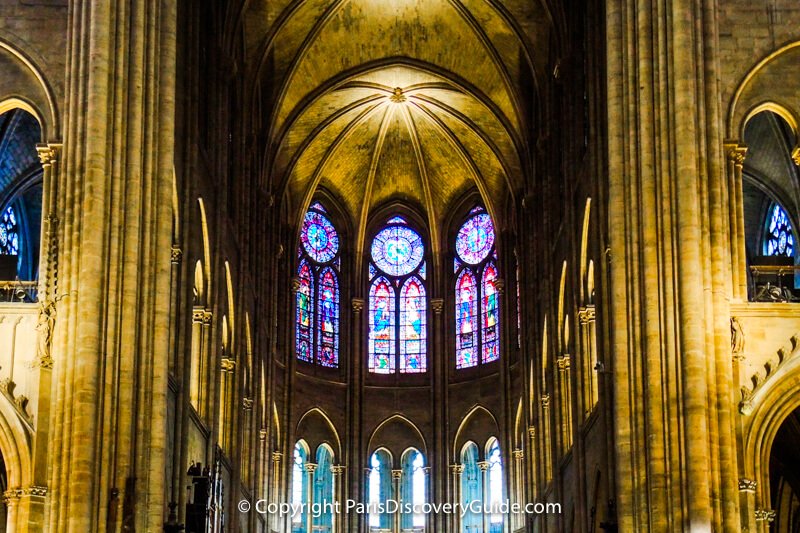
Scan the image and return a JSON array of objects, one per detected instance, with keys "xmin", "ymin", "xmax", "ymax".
[
  {"xmin": 456, "ymin": 270, "xmax": 478, "ymax": 368},
  {"xmin": 0, "ymin": 205, "xmax": 19, "ymax": 256},
  {"xmin": 296, "ymin": 261, "xmax": 313, "ymax": 363},
  {"xmin": 313, "ymin": 446, "xmax": 335, "ymax": 531},
  {"xmin": 764, "ymin": 202, "xmax": 795, "ymax": 257},
  {"xmin": 455, "ymin": 208, "xmax": 501, "ymax": 368},
  {"xmin": 368, "ymin": 218, "xmax": 427, "ymax": 373},
  {"xmin": 296, "ymin": 203, "xmax": 340, "ymax": 367},
  {"xmin": 317, "ymin": 268, "xmax": 339, "ymax": 367},
  {"xmin": 369, "ymin": 277, "xmax": 396, "ymax": 373},
  {"xmin": 292, "ymin": 442, "xmax": 308, "ymax": 529},
  {"xmin": 461, "ymin": 442, "xmax": 482, "ymax": 532},
  {"xmin": 368, "ymin": 450, "xmax": 392, "ymax": 529},
  {"xmin": 371, "ymin": 225, "xmax": 424, "ymax": 276}
]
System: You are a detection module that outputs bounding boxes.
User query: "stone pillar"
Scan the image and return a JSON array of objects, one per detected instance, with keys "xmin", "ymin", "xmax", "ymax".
[
  {"xmin": 578, "ymin": 305, "xmax": 597, "ymax": 416},
  {"xmin": 331, "ymin": 465, "xmax": 346, "ymax": 533},
  {"xmin": 46, "ymin": 0, "xmax": 177, "ymax": 530},
  {"xmin": 512, "ymin": 449, "xmax": 524, "ymax": 530},
  {"xmin": 305, "ymin": 463, "xmax": 318, "ymax": 533},
  {"xmin": 527, "ymin": 426, "xmax": 537, "ymax": 501},
  {"xmin": 724, "ymin": 142, "xmax": 748, "ymax": 300},
  {"xmin": 450, "ymin": 464, "xmax": 463, "ymax": 532},
  {"xmin": 541, "ymin": 395, "xmax": 552, "ymax": 483},
  {"xmin": 391, "ymin": 469, "xmax": 402, "ymax": 533},
  {"xmin": 478, "ymin": 461, "xmax": 490, "ymax": 533},
  {"xmin": 271, "ymin": 452, "xmax": 283, "ymax": 533}
]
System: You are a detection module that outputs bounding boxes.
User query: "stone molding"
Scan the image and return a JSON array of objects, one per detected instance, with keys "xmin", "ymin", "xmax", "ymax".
[{"xmin": 739, "ymin": 333, "xmax": 800, "ymax": 414}]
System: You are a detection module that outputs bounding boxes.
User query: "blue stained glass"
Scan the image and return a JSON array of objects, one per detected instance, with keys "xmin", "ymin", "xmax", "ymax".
[
  {"xmin": 317, "ymin": 268, "xmax": 339, "ymax": 367},
  {"xmin": 456, "ymin": 214, "xmax": 495, "ymax": 265},
  {"xmin": 0, "ymin": 205, "xmax": 19, "ymax": 256},
  {"xmin": 371, "ymin": 225, "xmax": 424, "ymax": 276},
  {"xmin": 369, "ymin": 277, "xmax": 396, "ymax": 373},
  {"xmin": 482, "ymin": 263, "xmax": 500, "ymax": 364},
  {"xmin": 764, "ymin": 203, "xmax": 794, "ymax": 257},
  {"xmin": 419, "ymin": 261, "xmax": 426, "ymax": 280},
  {"xmin": 454, "ymin": 257, "xmax": 461, "ymax": 273},
  {"xmin": 456, "ymin": 269, "xmax": 479, "ymax": 369},
  {"xmin": 400, "ymin": 277, "xmax": 426, "ymax": 373},
  {"xmin": 296, "ymin": 261, "xmax": 314, "ymax": 363},
  {"xmin": 387, "ymin": 216, "xmax": 407, "ymax": 224},
  {"xmin": 302, "ymin": 211, "xmax": 339, "ymax": 263}
]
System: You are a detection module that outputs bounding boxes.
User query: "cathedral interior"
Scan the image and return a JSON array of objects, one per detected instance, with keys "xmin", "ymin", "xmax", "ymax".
[{"xmin": 0, "ymin": 0, "xmax": 799, "ymax": 532}]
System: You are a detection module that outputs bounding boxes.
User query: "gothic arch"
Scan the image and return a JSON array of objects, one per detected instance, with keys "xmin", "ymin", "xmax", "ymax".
[
  {"xmin": 0, "ymin": 394, "xmax": 33, "ymax": 489},
  {"xmin": 741, "ymin": 335, "xmax": 800, "ymax": 511},
  {"xmin": 368, "ymin": 415, "xmax": 426, "ymax": 465},
  {"xmin": 0, "ymin": 37, "xmax": 59, "ymax": 139},
  {"xmin": 295, "ymin": 408, "xmax": 341, "ymax": 459},
  {"xmin": 727, "ymin": 40, "xmax": 800, "ymax": 141},
  {"xmin": 453, "ymin": 405, "xmax": 499, "ymax": 461}
]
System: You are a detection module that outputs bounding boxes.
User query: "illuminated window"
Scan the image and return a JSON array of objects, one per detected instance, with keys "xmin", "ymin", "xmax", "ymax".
[
  {"xmin": 0, "ymin": 205, "xmax": 19, "ymax": 256},
  {"xmin": 368, "ymin": 449, "xmax": 392, "ymax": 529},
  {"xmin": 455, "ymin": 208, "xmax": 500, "ymax": 368},
  {"xmin": 400, "ymin": 449, "xmax": 426, "ymax": 529},
  {"xmin": 764, "ymin": 202, "xmax": 795, "ymax": 257},
  {"xmin": 368, "ymin": 217, "xmax": 427, "ymax": 373},
  {"xmin": 296, "ymin": 203, "xmax": 340, "ymax": 367}
]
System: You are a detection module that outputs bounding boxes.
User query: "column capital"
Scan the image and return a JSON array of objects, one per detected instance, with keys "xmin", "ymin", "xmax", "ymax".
[
  {"xmin": 494, "ymin": 278, "xmax": 505, "ymax": 294},
  {"xmin": 192, "ymin": 307, "xmax": 205, "ymax": 323},
  {"xmin": 578, "ymin": 305, "xmax": 596, "ymax": 324},
  {"xmin": 431, "ymin": 298, "xmax": 444, "ymax": 314},
  {"xmin": 792, "ymin": 146, "xmax": 800, "ymax": 166},
  {"xmin": 291, "ymin": 276, "xmax": 301, "ymax": 293},
  {"xmin": 512, "ymin": 449, "xmax": 524, "ymax": 460},
  {"xmin": 36, "ymin": 143, "xmax": 60, "ymax": 165},
  {"xmin": 527, "ymin": 425, "xmax": 536, "ymax": 439},
  {"xmin": 754, "ymin": 509, "xmax": 775, "ymax": 522},
  {"xmin": 331, "ymin": 465, "xmax": 346, "ymax": 475},
  {"xmin": 242, "ymin": 397, "xmax": 254, "ymax": 410},
  {"xmin": 221, "ymin": 357, "xmax": 236, "ymax": 372},
  {"xmin": 259, "ymin": 429, "xmax": 267, "ymax": 441},
  {"xmin": 272, "ymin": 451, "xmax": 283, "ymax": 463},
  {"xmin": 477, "ymin": 461, "xmax": 490, "ymax": 472},
  {"xmin": 351, "ymin": 297, "xmax": 365, "ymax": 313},
  {"xmin": 738, "ymin": 478, "xmax": 757, "ymax": 492},
  {"xmin": 391, "ymin": 469, "xmax": 403, "ymax": 480},
  {"xmin": 171, "ymin": 245, "xmax": 183, "ymax": 264},
  {"xmin": 304, "ymin": 463, "xmax": 318, "ymax": 474},
  {"xmin": 202, "ymin": 309, "xmax": 213, "ymax": 325},
  {"xmin": 723, "ymin": 140, "xmax": 747, "ymax": 166},
  {"xmin": 541, "ymin": 394, "xmax": 550, "ymax": 408},
  {"xmin": 450, "ymin": 464, "xmax": 464, "ymax": 474}
]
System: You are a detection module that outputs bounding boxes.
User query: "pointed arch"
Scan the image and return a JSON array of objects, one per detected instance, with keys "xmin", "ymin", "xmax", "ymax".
[
  {"xmin": 296, "ymin": 407, "xmax": 342, "ymax": 459},
  {"xmin": 453, "ymin": 405, "xmax": 500, "ymax": 461},
  {"xmin": 368, "ymin": 276, "xmax": 396, "ymax": 373}
]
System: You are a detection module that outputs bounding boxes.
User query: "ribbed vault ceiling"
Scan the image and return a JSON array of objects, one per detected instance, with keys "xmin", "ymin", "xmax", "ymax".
[{"xmin": 243, "ymin": 0, "xmax": 553, "ymax": 246}]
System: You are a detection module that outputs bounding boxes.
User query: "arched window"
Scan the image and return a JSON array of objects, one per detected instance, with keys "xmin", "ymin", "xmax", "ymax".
[
  {"xmin": 486, "ymin": 438, "xmax": 503, "ymax": 532},
  {"xmin": 400, "ymin": 449, "xmax": 426, "ymax": 529},
  {"xmin": 368, "ymin": 449, "xmax": 392, "ymax": 529},
  {"xmin": 461, "ymin": 442, "xmax": 482, "ymax": 532},
  {"xmin": 455, "ymin": 208, "xmax": 500, "ymax": 368},
  {"xmin": 0, "ymin": 205, "xmax": 19, "ymax": 256},
  {"xmin": 292, "ymin": 441, "xmax": 309, "ymax": 532},
  {"xmin": 763, "ymin": 202, "xmax": 794, "ymax": 257},
  {"xmin": 314, "ymin": 446, "xmax": 335, "ymax": 532},
  {"xmin": 296, "ymin": 203, "xmax": 340, "ymax": 367},
  {"xmin": 368, "ymin": 217, "xmax": 427, "ymax": 373}
]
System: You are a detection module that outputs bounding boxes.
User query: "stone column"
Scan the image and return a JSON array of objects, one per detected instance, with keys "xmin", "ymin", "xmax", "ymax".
[
  {"xmin": 450, "ymin": 464, "xmax": 463, "ymax": 532},
  {"xmin": 271, "ymin": 452, "xmax": 283, "ymax": 532},
  {"xmin": 527, "ymin": 426, "xmax": 537, "ymax": 501},
  {"xmin": 305, "ymin": 463, "xmax": 318, "ymax": 533},
  {"xmin": 724, "ymin": 142, "xmax": 748, "ymax": 300},
  {"xmin": 331, "ymin": 465, "xmax": 346, "ymax": 533},
  {"xmin": 512, "ymin": 449, "xmax": 524, "ymax": 530},
  {"xmin": 391, "ymin": 469, "xmax": 402, "ymax": 533},
  {"xmin": 47, "ymin": 0, "xmax": 177, "ymax": 530},
  {"xmin": 578, "ymin": 305, "xmax": 597, "ymax": 416},
  {"xmin": 478, "ymin": 461, "xmax": 489, "ymax": 533}
]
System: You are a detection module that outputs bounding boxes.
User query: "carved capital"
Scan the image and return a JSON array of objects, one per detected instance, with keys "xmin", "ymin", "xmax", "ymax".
[
  {"xmin": 259, "ymin": 429, "xmax": 267, "ymax": 441},
  {"xmin": 724, "ymin": 141, "xmax": 747, "ymax": 166},
  {"xmin": 220, "ymin": 357, "xmax": 236, "ymax": 372},
  {"xmin": 24, "ymin": 485, "xmax": 47, "ymax": 497},
  {"xmin": 450, "ymin": 464, "xmax": 464, "ymax": 474},
  {"xmin": 541, "ymin": 394, "xmax": 550, "ymax": 408},
  {"xmin": 513, "ymin": 449, "xmax": 524, "ymax": 461},
  {"xmin": 477, "ymin": 461, "xmax": 490, "ymax": 472},
  {"xmin": 578, "ymin": 305, "xmax": 596, "ymax": 324},
  {"xmin": 792, "ymin": 146, "xmax": 800, "ymax": 166},
  {"xmin": 528, "ymin": 426, "xmax": 536, "ymax": 439},
  {"xmin": 331, "ymin": 465, "xmax": 346, "ymax": 475},
  {"xmin": 171, "ymin": 246, "xmax": 183, "ymax": 264},
  {"xmin": 557, "ymin": 355, "xmax": 571, "ymax": 370},
  {"xmin": 291, "ymin": 276, "xmax": 301, "ymax": 293},
  {"xmin": 351, "ymin": 298, "xmax": 364, "ymax": 313},
  {"xmin": 430, "ymin": 298, "xmax": 444, "ymax": 314},
  {"xmin": 304, "ymin": 463, "xmax": 318, "ymax": 474},
  {"xmin": 738, "ymin": 478, "xmax": 757, "ymax": 493},
  {"xmin": 192, "ymin": 307, "xmax": 205, "ymax": 323},
  {"xmin": 391, "ymin": 469, "xmax": 403, "ymax": 480},
  {"xmin": 272, "ymin": 451, "xmax": 283, "ymax": 463},
  {"xmin": 754, "ymin": 509, "xmax": 775, "ymax": 522},
  {"xmin": 202, "ymin": 310, "xmax": 213, "ymax": 325},
  {"xmin": 242, "ymin": 397, "xmax": 254, "ymax": 410},
  {"xmin": 36, "ymin": 144, "xmax": 58, "ymax": 165}
]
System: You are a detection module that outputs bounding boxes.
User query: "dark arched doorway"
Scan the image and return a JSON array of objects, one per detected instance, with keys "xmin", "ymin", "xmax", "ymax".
[{"xmin": 770, "ymin": 406, "xmax": 800, "ymax": 532}]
